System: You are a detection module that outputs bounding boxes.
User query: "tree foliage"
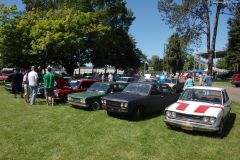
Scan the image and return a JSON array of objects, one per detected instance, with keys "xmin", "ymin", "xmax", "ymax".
[
  {"xmin": 226, "ymin": 10, "xmax": 240, "ymax": 71},
  {"xmin": 1, "ymin": 1, "xmax": 144, "ymax": 74},
  {"xmin": 158, "ymin": 0, "xmax": 235, "ymax": 75},
  {"xmin": 165, "ymin": 33, "xmax": 185, "ymax": 74},
  {"xmin": 148, "ymin": 55, "xmax": 163, "ymax": 72},
  {"xmin": 183, "ymin": 54, "xmax": 194, "ymax": 71}
]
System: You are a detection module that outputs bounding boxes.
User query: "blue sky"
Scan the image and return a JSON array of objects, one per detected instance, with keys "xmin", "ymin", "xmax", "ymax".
[{"xmin": 1, "ymin": 0, "xmax": 230, "ymax": 59}]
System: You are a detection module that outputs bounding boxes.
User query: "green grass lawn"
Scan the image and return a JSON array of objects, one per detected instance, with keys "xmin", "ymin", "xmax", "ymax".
[{"xmin": 0, "ymin": 86, "xmax": 240, "ymax": 160}]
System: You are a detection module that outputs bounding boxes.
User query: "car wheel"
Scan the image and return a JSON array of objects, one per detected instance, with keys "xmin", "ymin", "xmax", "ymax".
[
  {"xmin": 217, "ymin": 120, "xmax": 224, "ymax": 137},
  {"xmin": 62, "ymin": 96, "xmax": 68, "ymax": 103},
  {"xmin": 132, "ymin": 107, "xmax": 141, "ymax": 121},
  {"xmin": 91, "ymin": 101, "xmax": 101, "ymax": 111}
]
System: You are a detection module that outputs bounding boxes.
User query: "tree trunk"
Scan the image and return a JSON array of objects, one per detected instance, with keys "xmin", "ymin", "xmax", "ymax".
[
  {"xmin": 211, "ymin": 0, "xmax": 223, "ymax": 74},
  {"xmin": 202, "ymin": 0, "xmax": 211, "ymax": 75}
]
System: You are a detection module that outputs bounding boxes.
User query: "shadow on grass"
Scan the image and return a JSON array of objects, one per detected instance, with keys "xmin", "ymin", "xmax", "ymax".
[
  {"xmin": 167, "ymin": 113, "xmax": 236, "ymax": 138},
  {"xmin": 106, "ymin": 111, "xmax": 164, "ymax": 122}
]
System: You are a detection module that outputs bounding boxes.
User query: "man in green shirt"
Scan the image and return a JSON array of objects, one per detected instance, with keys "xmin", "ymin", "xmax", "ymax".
[{"xmin": 43, "ymin": 67, "xmax": 55, "ymax": 106}]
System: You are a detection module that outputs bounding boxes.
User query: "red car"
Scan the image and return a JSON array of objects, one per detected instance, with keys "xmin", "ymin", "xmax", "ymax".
[
  {"xmin": 53, "ymin": 79, "xmax": 98, "ymax": 102},
  {"xmin": 231, "ymin": 73, "xmax": 240, "ymax": 87}
]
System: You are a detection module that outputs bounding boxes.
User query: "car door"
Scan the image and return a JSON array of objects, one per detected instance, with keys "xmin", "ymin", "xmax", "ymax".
[
  {"xmin": 148, "ymin": 84, "xmax": 166, "ymax": 113},
  {"xmin": 160, "ymin": 84, "xmax": 178, "ymax": 108},
  {"xmin": 222, "ymin": 90, "xmax": 231, "ymax": 119}
]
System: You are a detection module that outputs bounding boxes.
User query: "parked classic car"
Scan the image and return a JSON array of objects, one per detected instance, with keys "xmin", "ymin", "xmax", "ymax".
[
  {"xmin": 102, "ymin": 82, "xmax": 180, "ymax": 120},
  {"xmin": 54, "ymin": 79, "xmax": 97, "ymax": 102},
  {"xmin": 116, "ymin": 77, "xmax": 136, "ymax": 83},
  {"xmin": 231, "ymin": 73, "xmax": 240, "ymax": 87},
  {"xmin": 164, "ymin": 78, "xmax": 184, "ymax": 93},
  {"xmin": 164, "ymin": 86, "xmax": 231, "ymax": 136},
  {"xmin": 68, "ymin": 82, "xmax": 127, "ymax": 110}
]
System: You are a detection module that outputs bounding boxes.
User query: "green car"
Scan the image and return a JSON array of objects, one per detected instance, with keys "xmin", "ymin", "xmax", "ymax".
[{"xmin": 67, "ymin": 82, "xmax": 127, "ymax": 110}]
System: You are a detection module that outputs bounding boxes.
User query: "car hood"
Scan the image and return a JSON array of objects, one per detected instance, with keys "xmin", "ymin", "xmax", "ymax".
[
  {"xmin": 166, "ymin": 100, "xmax": 223, "ymax": 117},
  {"xmin": 103, "ymin": 92, "xmax": 144, "ymax": 102},
  {"xmin": 68, "ymin": 91, "xmax": 106, "ymax": 99}
]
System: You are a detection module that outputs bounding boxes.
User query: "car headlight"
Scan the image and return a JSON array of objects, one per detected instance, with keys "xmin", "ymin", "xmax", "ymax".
[
  {"xmin": 166, "ymin": 111, "xmax": 176, "ymax": 119},
  {"xmin": 121, "ymin": 102, "xmax": 128, "ymax": 108},
  {"xmin": 54, "ymin": 91, "xmax": 59, "ymax": 97},
  {"xmin": 80, "ymin": 99, "xmax": 85, "ymax": 104},
  {"xmin": 171, "ymin": 112, "xmax": 176, "ymax": 118},
  {"xmin": 102, "ymin": 100, "xmax": 106, "ymax": 104},
  {"xmin": 68, "ymin": 96, "xmax": 71, "ymax": 101},
  {"xmin": 203, "ymin": 117, "xmax": 210, "ymax": 123},
  {"xmin": 209, "ymin": 117, "xmax": 216, "ymax": 124},
  {"xmin": 166, "ymin": 111, "xmax": 171, "ymax": 117}
]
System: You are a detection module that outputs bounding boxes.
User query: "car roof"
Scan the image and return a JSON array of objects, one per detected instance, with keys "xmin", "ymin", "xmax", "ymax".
[
  {"xmin": 119, "ymin": 77, "xmax": 134, "ymax": 78},
  {"xmin": 186, "ymin": 86, "xmax": 225, "ymax": 91},
  {"xmin": 71, "ymin": 79, "xmax": 97, "ymax": 82}
]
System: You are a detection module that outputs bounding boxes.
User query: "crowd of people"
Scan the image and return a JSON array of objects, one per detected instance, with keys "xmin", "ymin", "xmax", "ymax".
[{"xmin": 7, "ymin": 66, "xmax": 55, "ymax": 106}]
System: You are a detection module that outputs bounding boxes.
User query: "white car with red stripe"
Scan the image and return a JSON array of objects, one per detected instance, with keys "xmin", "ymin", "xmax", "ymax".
[{"xmin": 164, "ymin": 86, "xmax": 231, "ymax": 135}]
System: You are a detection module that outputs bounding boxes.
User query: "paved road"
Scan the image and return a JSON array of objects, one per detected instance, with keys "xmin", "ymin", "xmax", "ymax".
[{"xmin": 213, "ymin": 84, "xmax": 240, "ymax": 102}]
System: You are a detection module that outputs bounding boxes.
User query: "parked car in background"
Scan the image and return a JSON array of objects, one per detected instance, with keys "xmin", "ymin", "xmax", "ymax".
[
  {"xmin": 116, "ymin": 77, "xmax": 136, "ymax": 83},
  {"xmin": 231, "ymin": 73, "xmax": 240, "ymax": 87},
  {"xmin": 54, "ymin": 79, "xmax": 97, "ymax": 102},
  {"xmin": 217, "ymin": 71, "xmax": 236, "ymax": 80},
  {"xmin": 68, "ymin": 82, "xmax": 127, "ymax": 110},
  {"xmin": 0, "ymin": 68, "xmax": 14, "ymax": 82},
  {"xmin": 164, "ymin": 78, "xmax": 184, "ymax": 93},
  {"xmin": 164, "ymin": 86, "xmax": 231, "ymax": 136},
  {"xmin": 102, "ymin": 82, "xmax": 179, "ymax": 120}
]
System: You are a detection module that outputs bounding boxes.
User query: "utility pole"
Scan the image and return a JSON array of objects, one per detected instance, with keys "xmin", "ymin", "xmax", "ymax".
[{"xmin": 163, "ymin": 43, "xmax": 166, "ymax": 72}]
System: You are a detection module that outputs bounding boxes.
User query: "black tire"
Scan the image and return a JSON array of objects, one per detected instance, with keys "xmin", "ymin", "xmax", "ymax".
[
  {"xmin": 216, "ymin": 120, "xmax": 224, "ymax": 137},
  {"xmin": 91, "ymin": 101, "xmax": 101, "ymax": 111},
  {"xmin": 107, "ymin": 111, "xmax": 114, "ymax": 116},
  {"xmin": 132, "ymin": 107, "xmax": 141, "ymax": 121},
  {"xmin": 62, "ymin": 96, "xmax": 68, "ymax": 103}
]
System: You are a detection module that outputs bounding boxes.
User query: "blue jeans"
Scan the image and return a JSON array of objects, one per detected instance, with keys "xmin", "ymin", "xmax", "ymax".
[{"xmin": 29, "ymin": 86, "xmax": 38, "ymax": 105}]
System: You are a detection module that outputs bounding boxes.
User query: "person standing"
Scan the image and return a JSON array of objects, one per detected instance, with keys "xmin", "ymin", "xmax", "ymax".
[
  {"xmin": 23, "ymin": 69, "xmax": 30, "ymax": 103},
  {"xmin": 183, "ymin": 75, "xmax": 194, "ymax": 90},
  {"xmin": 43, "ymin": 67, "xmax": 55, "ymax": 106},
  {"xmin": 9, "ymin": 67, "xmax": 24, "ymax": 98},
  {"xmin": 28, "ymin": 66, "xmax": 38, "ymax": 105},
  {"xmin": 108, "ymin": 73, "xmax": 113, "ymax": 82}
]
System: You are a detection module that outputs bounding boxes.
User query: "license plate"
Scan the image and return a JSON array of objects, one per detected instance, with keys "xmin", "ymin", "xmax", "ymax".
[{"xmin": 181, "ymin": 123, "xmax": 193, "ymax": 131}]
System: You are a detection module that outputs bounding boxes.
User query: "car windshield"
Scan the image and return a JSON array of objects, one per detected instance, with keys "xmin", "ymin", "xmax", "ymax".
[
  {"xmin": 87, "ymin": 82, "xmax": 109, "ymax": 92},
  {"xmin": 123, "ymin": 83, "xmax": 151, "ymax": 95},
  {"xmin": 70, "ymin": 81, "xmax": 80, "ymax": 88},
  {"xmin": 180, "ymin": 88, "xmax": 222, "ymax": 105}
]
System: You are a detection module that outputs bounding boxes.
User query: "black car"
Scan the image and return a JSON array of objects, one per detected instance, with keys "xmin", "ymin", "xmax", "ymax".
[{"xmin": 102, "ymin": 82, "xmax": 180, "ymax": 120}]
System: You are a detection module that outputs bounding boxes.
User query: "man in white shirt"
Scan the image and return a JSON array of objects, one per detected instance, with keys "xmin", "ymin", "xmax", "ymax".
[{"xmin": 28, "ymin": 66, "xmax": 38, "ymax": 105}]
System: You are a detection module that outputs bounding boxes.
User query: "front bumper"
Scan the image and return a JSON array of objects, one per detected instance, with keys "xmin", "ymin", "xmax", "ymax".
[
  {"xmin": 68, "ymin": 101, "xmax": 89, "ymax": 108},
  {"xmin": 164, "ymin": 118, "xmax": 219, "ymax": 132},
  {"xmin": 104, "ymin": 104, "xmax": 129, "ymax": 115}
]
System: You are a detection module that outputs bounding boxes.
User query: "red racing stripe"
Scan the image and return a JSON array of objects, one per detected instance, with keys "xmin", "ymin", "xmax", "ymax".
[
  {"xmin": 176, "ymin": 102, "xmax": 189, "ymax": 111},
  {"xmin": 194, "ymin": 105, "xmax": 224, "ymax": 113}
]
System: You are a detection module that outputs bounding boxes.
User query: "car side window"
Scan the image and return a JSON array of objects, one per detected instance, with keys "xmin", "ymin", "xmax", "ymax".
[
  {"xmin": 222, "ymin": 91, "xmax": 229, "ymax": 104},
  {"xmin": 81, "ymin": 82, "xmax": 93, "ymax": 88},
  {"xmin": 160, "ymin": 85, "xmax": 171, "ymax": 94},
  {"xmin": 151, "ymin": 85, "xmax": 162, "ymax": 95}
]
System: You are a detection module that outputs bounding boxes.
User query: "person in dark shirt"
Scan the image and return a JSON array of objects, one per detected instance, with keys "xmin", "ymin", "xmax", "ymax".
[{"xmin": 10, "ymin": 68, "xmax": 24, "ymax": 98}]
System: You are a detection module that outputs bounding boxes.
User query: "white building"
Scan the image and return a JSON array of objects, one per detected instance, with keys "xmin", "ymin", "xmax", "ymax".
[{"xmin": 74, "ymin": 67, "xmax": 124, "ymax": 75}]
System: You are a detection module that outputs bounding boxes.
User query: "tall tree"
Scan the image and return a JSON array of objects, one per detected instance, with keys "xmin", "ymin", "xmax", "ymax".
[
  {"xmin": 226, "ymin": 9, "xmax": 240, "ymax": 71},
  {"xmin": 158, "ymin": 0, "xmax": 236, "ymax": 75},
  {"xmin": 148, "ymin": 55, "xmax": 163, "ymax": 72},
  {"xmin": 165, "ymin": 33, "xmax": 185, "ymax": 74},
  {"xmin": 183, "ymin": 54, "xmax": 194, "ymax": 71}
]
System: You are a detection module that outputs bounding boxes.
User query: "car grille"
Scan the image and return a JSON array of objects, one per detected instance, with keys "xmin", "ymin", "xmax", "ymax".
[
  {"xmin": 175, "ymin": 113, "xmax": 204, "ymax": 123},
  {"xmin": 106, "ymin": 100, "xmax": 121, "ymax": 108},
  {"xmin": 70, "ymin": 97, "xmax": 80, "ymax": 103}
]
